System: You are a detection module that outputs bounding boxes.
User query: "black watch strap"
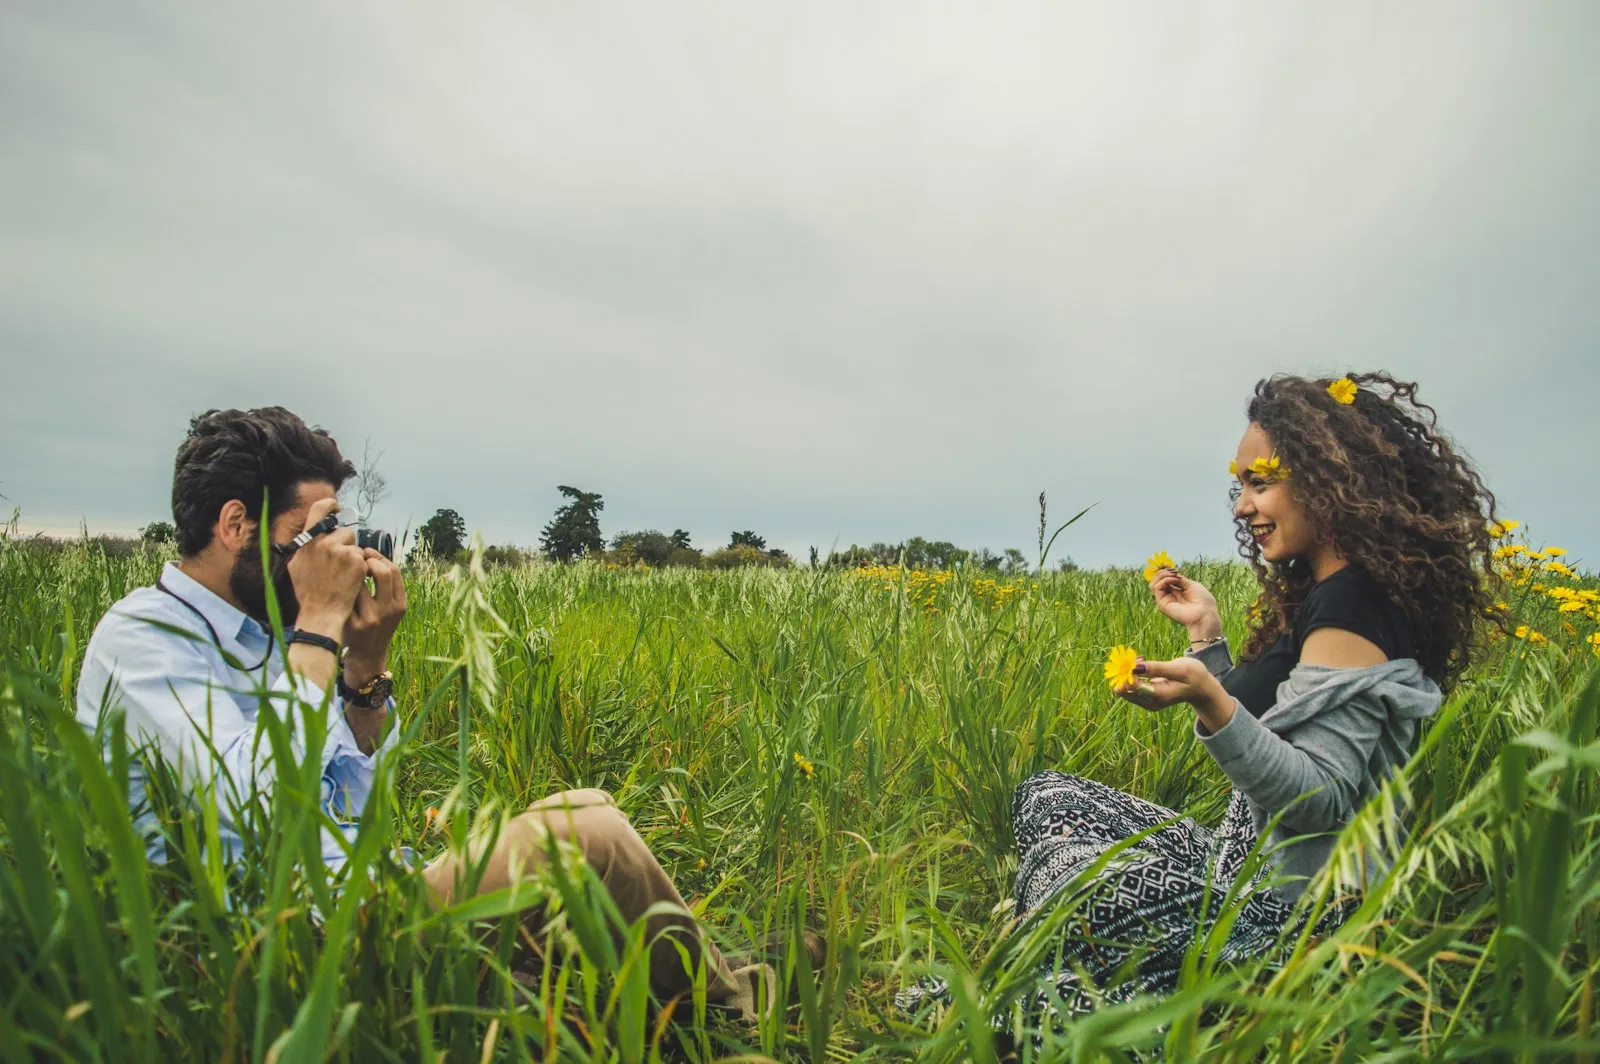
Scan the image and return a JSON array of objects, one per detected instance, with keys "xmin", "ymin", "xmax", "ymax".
[{"xmin": 286, "ymin": 630, "xmax": 341, "ymax": 656}]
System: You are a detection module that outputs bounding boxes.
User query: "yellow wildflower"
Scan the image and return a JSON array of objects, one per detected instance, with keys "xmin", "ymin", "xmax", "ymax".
[
  {"xmin": 1104, "ymin": 645, "xmax": 1140, "ymax": 689},
  {"xmin": 1143, "ymin": 551, "xmax": 1176, "ymax": 582},
  {"xmin": 1327, "ymin": 377, "xmax": 1359, "ymax": 405},
  {"xmin": 793, "ymin": 752, "xmax": 815, "ymax": 780},
  {"xmin": 1487, "ymin": 519, "xmax": 1520, "ymax": 538},
  {"xmin": 1248, "ymin": 454, "xmax": 1289, "ymax": 480},
  {"xmin": 1544, "ymin": 546, "xmax": 1567, "ymax": 557},
  {"xmin": 1559, "ymin": 600, "xmax": 1585, "ymax": 613}
]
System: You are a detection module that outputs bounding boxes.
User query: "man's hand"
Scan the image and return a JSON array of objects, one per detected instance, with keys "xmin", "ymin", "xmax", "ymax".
[
  {"xmin": 1148, "ymin": 569, "xmax": 1223, "ymax": 644},
  {"xmin": 283, "ymin": 498, "xmax": 365, "ymax": 693},
  {"xmin": 1114, "ymin": 656, "xmax": 1236, "ymax": 733},
  {"xmin": 286, "ymin": 498, "xmax": 367, "ymax": 639},
  {"xmin": 343, "ymin": 548, "xmax": 407, "ymax": 690}
]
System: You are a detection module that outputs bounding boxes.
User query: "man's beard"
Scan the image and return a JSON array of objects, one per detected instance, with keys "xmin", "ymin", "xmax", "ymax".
[{"xmin": 230, "ymin": 541, "xmax": 300, "ymax": 628}]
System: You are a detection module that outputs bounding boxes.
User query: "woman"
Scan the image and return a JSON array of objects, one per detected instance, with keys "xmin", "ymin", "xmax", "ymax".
[{"xmin": 902, "ymin": 372, "xmax": 1499, "ymax": 1032}]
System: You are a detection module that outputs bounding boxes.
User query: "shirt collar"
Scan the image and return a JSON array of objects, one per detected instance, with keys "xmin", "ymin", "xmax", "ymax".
[{"xmin": 158, "ymin": 561, "xmax": 268, "ymax": 649}]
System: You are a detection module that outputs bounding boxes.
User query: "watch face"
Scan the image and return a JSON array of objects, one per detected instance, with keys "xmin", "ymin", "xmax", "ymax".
[{"xmin": 363, "ymin": 675, "xmax": 393, "ymax": 707}]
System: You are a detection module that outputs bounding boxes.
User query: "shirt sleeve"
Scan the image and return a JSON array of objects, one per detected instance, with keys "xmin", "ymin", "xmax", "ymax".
[
  {"xmin": 80, "ymin": 610, "xmax": 372, "ymax": 828},
  {"xmin": 1195, "ymin": 676, "xmax": 1388, "ymax": 833},
  {"xmin": 1188, "ymin": 637, "xmax": 1235, "ymax": 680},
  {"xmin": 325, "ymin": 704, "xmax": 398, "ymax": 818},
  {"xmin": 1296, "ymin": 577, "xmax": 1398, "ymax": 658}
]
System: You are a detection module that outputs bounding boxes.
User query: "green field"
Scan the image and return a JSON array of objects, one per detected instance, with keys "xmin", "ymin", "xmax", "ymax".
[{"xmin": 2, "ymin": 536, "xmax": 1598, "ymax": 1061}]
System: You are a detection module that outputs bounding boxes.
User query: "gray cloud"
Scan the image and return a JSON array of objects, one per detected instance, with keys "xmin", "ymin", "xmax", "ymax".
[{"xmin": 3, "ymin": 1, "xmax": 1597, "ymax": 564}]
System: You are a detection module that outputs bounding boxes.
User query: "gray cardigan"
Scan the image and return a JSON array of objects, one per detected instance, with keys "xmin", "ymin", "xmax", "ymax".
[{"xmin": 1189, "ymin": 639, "xmax": 1442, "ymax": 900}]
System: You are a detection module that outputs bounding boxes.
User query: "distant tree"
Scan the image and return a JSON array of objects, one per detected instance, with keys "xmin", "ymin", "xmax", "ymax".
[
  {"xmin": 138, "ymin": 521, "xmax": 176, "ymax": 544},
  {"xmin": 730, "ymin": 530, "xmax": 766, "ymax": 550},
  {"xmin": 540, "ymin": 486, "xmax": 605, "ymax": 562},
  {"xmin": 900, "ymin": 536, "xmax": 970, "ymax": 570},
  {"xmin": 808, "ymin": 545, "xmax": 819, "ymax": 568},
  {"xmin": 611, "ymin": 529, "xmax": 675, "ymax": 567},
  {"xmin": 824, "ymin": 544, "xmax": 876, "ymax": 568},
  {"xmin": 670, "ymin": 529, "xmax": 693, "ymax": 550},
  {"xmin": 416, "ymin": 508, "xmax": 467, "ymax": 559},
  {"xmin": 481, "ymin": 544, "xmax": 531, "ymax": 569},
  {"xmin": 352, "ymin": 438, "xmax": 389, "ymax": 524},
  {"xmin": 1002, "ymin": 548, "xmax": 1028, "ymax": 574},
  {"xmin": 1056, "ymin": 556, "xmax": 1080, "ymax": 573},
  {"xmin": 974, "ymin": 547, "xmax": 1004, "ymax": 572},
  {"xmin": 705, "ymin": 544, "xmax": 793, "ymax": 570}
]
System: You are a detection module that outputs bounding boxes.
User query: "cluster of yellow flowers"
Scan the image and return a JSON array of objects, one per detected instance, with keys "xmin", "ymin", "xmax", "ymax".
[
  {"xmin": 850, "ymin": 565, "xmax": 1035, "ymax": 610},
  {"xmin": 792, "ymin": 751, "xmax": 815, "ymax": 780},
  {"xmin": 1489, "ymin": 520, "xmax": 1598, "ymax": 656},
  {"xmin": 852, "ymin": 565, "xmax": 953, "ymax": 611},
  {"xmin": 971, "ymin": 577, "xmax": 1033, "ymax": 605},
  {"xmin": 1227, "ymin": 454, "xmax": 1290, "ymax": 480}
]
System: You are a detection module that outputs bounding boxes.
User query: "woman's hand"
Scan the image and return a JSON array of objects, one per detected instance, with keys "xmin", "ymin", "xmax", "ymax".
[
  {"xmin": 1148, "ymin": 568, "xmax": 1223, "ymax": 643},
  {"xmin": 1115, "ymin": 656, "xmax": 1236, "ymax": 733}
]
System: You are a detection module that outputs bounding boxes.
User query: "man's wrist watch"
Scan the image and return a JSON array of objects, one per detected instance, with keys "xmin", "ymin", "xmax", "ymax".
[{"xmin": 338, "ymin": 670, "xmax": 393, "ymax": 709}]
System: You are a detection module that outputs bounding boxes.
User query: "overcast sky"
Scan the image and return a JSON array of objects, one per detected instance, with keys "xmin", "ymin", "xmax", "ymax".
[{"xmin": 3, "ymin": 2, "xmax": 1597, "ymax": 567}]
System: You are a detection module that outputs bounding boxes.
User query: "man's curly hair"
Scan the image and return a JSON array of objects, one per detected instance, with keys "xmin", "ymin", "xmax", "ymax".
[{"xmin": 1235, "ymin": 372, "xmax": 1499, "ymax": 690}]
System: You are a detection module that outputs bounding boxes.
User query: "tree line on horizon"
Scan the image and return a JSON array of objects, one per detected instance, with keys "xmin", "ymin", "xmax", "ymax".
[
  {"xmin": 45, "ymin": 481, "xmax": 1073, "ymax": 575},
  {"xmin": 407, "ymin": 485, "xmax": 1075, "ymax": 573}
]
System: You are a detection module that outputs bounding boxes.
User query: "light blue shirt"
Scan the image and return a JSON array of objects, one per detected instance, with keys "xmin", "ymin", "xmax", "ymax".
[{"xmin": 76, "ymin": 561, "xmax": 398, "ymax": 872}]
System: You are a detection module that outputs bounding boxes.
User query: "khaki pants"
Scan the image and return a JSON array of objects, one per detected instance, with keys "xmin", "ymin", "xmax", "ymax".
[{"xmin": 420, "ymin": 788, "xmax": 741, "ymax": 1004}]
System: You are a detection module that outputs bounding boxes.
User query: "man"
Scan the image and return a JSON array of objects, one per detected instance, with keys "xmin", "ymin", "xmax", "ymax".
[{"xmin": 76, "ymin": 406, "xmax": 770, "ymax": 1018}]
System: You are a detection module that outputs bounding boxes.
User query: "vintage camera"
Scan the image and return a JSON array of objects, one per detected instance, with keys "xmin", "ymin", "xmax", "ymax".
[
  {"xmin": 354, "ymin": 527, "xmax": 395, "ymax": 560},
  {"xmin": 276, "ymin": 515, "xmax": 394, "ymax": 561}
]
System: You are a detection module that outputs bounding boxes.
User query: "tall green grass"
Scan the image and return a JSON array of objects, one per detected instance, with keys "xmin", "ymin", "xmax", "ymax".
[{"xmin": 1, "ymin": 537, "xmax": 1597, "ymax": 1060}]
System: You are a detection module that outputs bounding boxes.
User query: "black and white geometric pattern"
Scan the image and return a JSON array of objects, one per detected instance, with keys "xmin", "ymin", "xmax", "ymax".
[{"xmin": 896, "ymin": 771, "xmax": 1352, "ymax": 1037}]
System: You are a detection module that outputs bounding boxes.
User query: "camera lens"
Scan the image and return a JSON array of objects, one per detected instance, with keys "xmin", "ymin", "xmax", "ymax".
[{"xmin": 356, "ymin": 528, "xmax": 395, "ymax": 560}]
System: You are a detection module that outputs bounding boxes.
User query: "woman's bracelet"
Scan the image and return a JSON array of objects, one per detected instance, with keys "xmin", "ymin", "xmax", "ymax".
[{"xmin": 1188, "ymin": 634, "xmax": 1226, "ymax": 650}]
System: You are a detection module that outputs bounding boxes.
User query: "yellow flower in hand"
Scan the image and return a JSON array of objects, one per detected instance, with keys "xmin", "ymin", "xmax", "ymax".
[
  {"xmin": 1104, "ymin": 645, "xmax": 1139, "ymax": 689},
  {"xmin": 1143, "ymin": 551, "xmax": 1176, "ymax": 582},
  {"xmin": 1327, "ymin": 377, "xmax": 1358, "ymax": 405}
]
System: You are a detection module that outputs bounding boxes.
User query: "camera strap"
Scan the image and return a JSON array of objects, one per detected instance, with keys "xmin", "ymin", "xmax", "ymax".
[
  {"xmin": 273, "ymin": 513, "xmax": 341, "ymax": 558},
  {"xmin": 156, "ymin": 578, "xmax": 275, "ymax": 673}
]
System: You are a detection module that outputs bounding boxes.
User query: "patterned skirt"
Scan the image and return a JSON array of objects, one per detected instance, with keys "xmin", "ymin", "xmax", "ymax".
[{"xmin": 896, "ymin": 771, "xmax": 1346, "ymax": 1031}]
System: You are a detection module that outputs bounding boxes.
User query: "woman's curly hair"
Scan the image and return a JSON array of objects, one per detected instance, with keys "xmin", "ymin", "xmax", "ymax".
[{"xmin": 1235, "ymin": 372, "xmax": 1500, "ymax": 690}]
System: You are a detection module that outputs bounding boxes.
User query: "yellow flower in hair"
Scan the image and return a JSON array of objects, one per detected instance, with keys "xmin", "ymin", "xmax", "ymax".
[
  {"xmin": 1248, "ymin": 454, "xmax": 1289, "ymax": 480},
  {"xmin": 1228, "ymin": 459, "xmax": 1239, "ymax": 476},
  {"xmin": 1327, "ymin": 377, "xmax": 1359, "ymax": 405},
  {"xmin": 1143, "ymin": 551, "xmax": 1176, "ymax": 582},
  {"xmin": 1104, "ymin": 645, "xmax": 1140, "ymax": 689}
]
